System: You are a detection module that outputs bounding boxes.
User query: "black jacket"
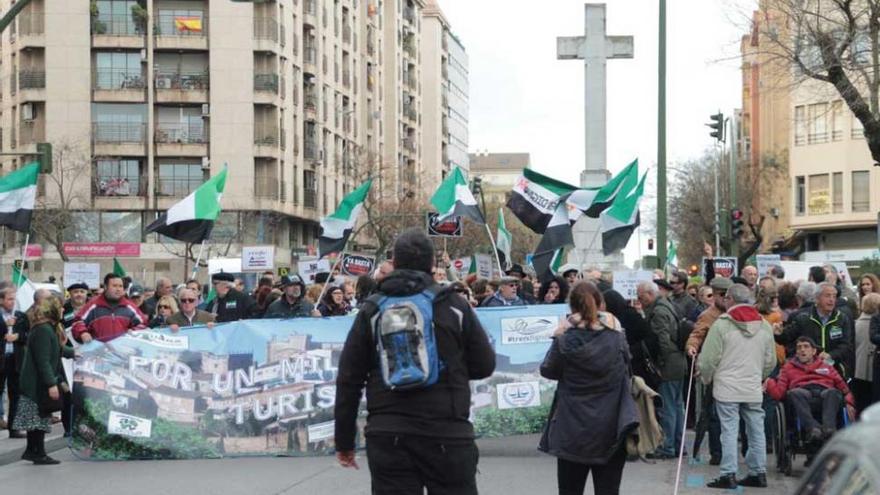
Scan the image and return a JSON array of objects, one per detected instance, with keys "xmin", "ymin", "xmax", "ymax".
[
  {"xmin": 0, "ymin": 310, "xmax": 29, "ymax": 373},
  {"xmin": 334, "ymin": 269, "xmax": 496, "ymax": 451},
  {"xmin": 602, "ymin": 288, "xmax": 661, "ymax": 387},
  {"xmin": 209, "ymin": 289, "xmax": 257, "ymax": 323},
  {"xmin": 539, "ymin": 326, "xmax": 639, "ymax": 464},
  {"xmin": 777, "ymin": 306, "xmax": 855, "ymax": 378},
  {"xmin": 264, "ymin": 296, "xmax": 314, "ymax": 319}
]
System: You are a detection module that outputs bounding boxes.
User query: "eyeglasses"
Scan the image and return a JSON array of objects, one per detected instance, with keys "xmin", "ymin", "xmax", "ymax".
[
  {"xmin": 158, "ymin": 305, "xmax": 171, "ymax": 310},
  {"xmin": 705, "ymin": 294, "xmax": 715, "ymax": 298},
  {"xmin": 180, "ymin": 298, "xmax": 196, "ymax": 303}
]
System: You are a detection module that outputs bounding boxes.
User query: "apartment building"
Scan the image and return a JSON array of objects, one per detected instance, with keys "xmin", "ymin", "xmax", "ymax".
[
  {"xmin": 420, "ymin": 0, "xmax": 468, "ymax": 193},
  {"xmin": 0, "ymin": 0, "xmax": 457, "ymax": 282},
  {"xmin": 468, "ymin": 152, "xmax": 530, "ymax": 205}
]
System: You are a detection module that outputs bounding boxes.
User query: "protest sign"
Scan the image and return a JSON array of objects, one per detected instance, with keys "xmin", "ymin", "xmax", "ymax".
[
  {"xmin": 426, "ymin": 212, "xmax": 463, "ymax": 237},
  {"xmin": 475, "ymin": 254, "xmax": 493, "ymax": 279},
  {"xmin": 70, "ymin": 305, "xmax": 568, "ymax": 460},
  {"xmin": 241, "ymin": 246, "xmax": 275, "ymax": 272},
  {"xmin": 703, "ymin": 257, "xmax": 738, "ymax": 279},
  {"xmin": 756, "ymin": 254, "xmax": 782, "ymax": 277},
  {"xmin": 612, "ymin": 270, "xmax": 654, "ymax": 300},
  {"xmin": 297, "ymin": 258, "xmax": 331, "ymax": 283},
  {"xmin": 451, "ymin": 257, "xmax": 472, "ymax": 278},
  {"xmin": 340, "ymin": 254, "xmax": 375, "ymax": 277},
  {"xmin": 63, "ymin": 262, "xmax": 101, "ymax": 289}
]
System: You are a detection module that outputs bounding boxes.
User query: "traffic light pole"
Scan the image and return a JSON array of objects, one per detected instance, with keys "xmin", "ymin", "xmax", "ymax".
[
  {"xmin": 714, "ymin": 142, "xmax": 721, "ymax": 256},
  {"xmin": 728, "ymin": 115, "xmax": 739, "ymax": 258},
  {"xmin": 656, "ymin": 0, "xmax": 668, "ymax": 266}
]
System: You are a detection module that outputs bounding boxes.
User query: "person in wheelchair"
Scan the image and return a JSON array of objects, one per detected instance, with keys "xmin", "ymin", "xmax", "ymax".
[{"xmin": 764, "ymin": 336, "xmax": 855, "ymax": 443}]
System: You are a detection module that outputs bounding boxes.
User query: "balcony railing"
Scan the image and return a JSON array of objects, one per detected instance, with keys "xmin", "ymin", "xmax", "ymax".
[
  {"xmin": 18, "ymin": 70, "xmax": 45, "ymax": 89},
  {"xmin": 367, "ymin": 36, "xmax": 375, "ymax": 56},
  {"xmin": 304, "ymin": 93, "xmax": 318, "ymax": 112},
  {"xmin": 254, "ymin": 17, "xmax": 278, "ymax": 42},
  {"xmin": 404, "ymin": 73, "xmax": 417, "ymax": 90},
  {"xmin": 255, "ymin": 175, "xmax": 279, "ymax": 200},
  {"xmin": 304, "ymin": 139, "xmax": 319, "ymax": 160},
  {"xmin": 403, "ymin": 36, "xmax": 416, "ymax": 58},
  {"xmin": 807, "ymin": 132, "xmax": 828, "ymax": 144},
  {"xmin": 851, "ymin": 128, "xmax": 865, "ymax": 139},
  {"xmin": 92, "ymin": 122, "xmax": 146, "ymax": 144},
  {"xmin": 92, "ymin": 14, "xmax": 145, "ymax": 36},
  {"xmin": 97, "ymin": 175, "xmax": 145, "ymax": 197},
  {"xmin": 403, "ymin": 104, "xmax": 417, "ymax": 122},
  {"xmin": 304, "ymin": 187, "xmax": 317, "ymax": 208},
  {"xmin": 95, "ymin": 69, "xmax": 146, "ymax": 90},
  {"xmin": 10, "ymin": 72, "xmax": 16, "ymax": 95},
  {"xmin": 254, "ymin": 125, "xmax": 279, "ymax": 146},
  {"xmin": 402, "ymin": 137, "xmax": 416, "ymax": 152},
  {"xmin": 156, "ymin": 13, "xmax": 207, "ymax": 37},
  {"xmin": 304, "ymin": 46, "xmax": 317, "ymax": 66},
  {"xmin": 342, "ymin": 24, "xmax": 351, "ymax": 44},
  {"xmin": 154, "ymin": 71, "xmax": 209, "ymax": 90},
  {"xmin": 254, "ymin": 73, "xmax": 279, "ymax": 93},
  {"xmin": 157, "ymin": 176, "xmax": 201, "ymax": 197},
  {"xmin": 155, "ymin": 122, "xmax": 208, "ymax": 144},
  {"xmin": 18, "ymin": 11, "xmax": 44, "ymax": 35}
]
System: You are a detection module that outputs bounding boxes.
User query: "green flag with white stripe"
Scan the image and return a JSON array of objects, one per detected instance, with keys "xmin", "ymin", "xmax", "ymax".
[
  {"xmin": 318, "ymin": 179, "xmax": 373, "ymax": 258},
  {"xmin": 0, "ymin": 162, "xmax": 39, "ymax": 233},
  {"xmin": 145, "ymin": 166, "xmax": 227, "ymax": 243}
]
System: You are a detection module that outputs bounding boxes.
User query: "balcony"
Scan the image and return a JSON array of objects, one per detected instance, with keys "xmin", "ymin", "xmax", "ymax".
[
  {"xmin": 155, "ymin": 121, "xmax": 208, "ymax": 156},
  {"xmin": 403, "ymin": 7, "xmax": 416, "ymax": 25},
  {"xmin": 442, "ymin": 33, "xmax": 448, "ymax": 52},
  {"xmin": 253, "ymin": 17, "xmax": 279, "ymax": 52},
  {"xmin": 304, "ymin": 92, "xmax": 318, "ymax": 120},
  {"xmin": 442, "ymin": 116, "xmax": 449, "ymax": 138},
  {"xmin": 342, "ymin": 24, "xmax": 351, "ymax": 44},
  {"xmin": 96, "ymin": 174, "xmax": 146, "ymax": 198},
  {"xmin": 303, "ymin": 0, "xmax": 318, "ymax": 27},
  {"xmin": 254, "ymin": 124, "xmax": 280, "ymax": 157},
  {"xmin": 303, "ymin": 46, "xmax": 318, "ymax": 75},
  {"xmin": 19, "ymin": 121, "xmax": 45, "ymax": 146},
  {"xmin": 403, "ymin": 103, "xmax": 417, "ymax": 123},
  {"xmin": 92, "ymin": 69, "xmax": 146, "ymax": 102},
  {"xmin": 255, "ymin": 175, "xmax": 280, "ymax": 200},
  {"xmin": 304, "ymin": 139, "xmax": 320, "ymax": 161},
  {"xmin": 254, "ymin": 73, "xmax": 280, "ymax": 102},
  {"xmin": 92, "ymin": 14, "xmax": 145, "ymax": 49},
  {"xmin": 367, "ymin": 35, "xmax": 375, "ymax": 56},
  {"xmin": 404, "ymin": 72, "xmax": 417, "ymax": 90},
  {"xmin": 342, "ymin": 70, "xmax": 351, "ymax": 88},
  {"xmin": 155, "ymin": 13, "xmax": 208, "ymax": 50},
  {"xmin": 155, "ymin": 71, "xmax": 209, "ymax": 103},
  {"xmin": 17, "ymin": 11, "xmax": 44, "ymax": 46},
  {"xmin": 92, "ymin": 122, "xmax": 147, "ymax": 155},
  {"xmin": 401, "ymin": 137, "xmax": 416, "ymax": 153},
  {"xmin": 304, "ymin": 187, "xmax": 317, "ymax": 209},
  {"xmin": 18, "ymin": 70, "xmax": 46, "ymax": 101},
  {"xmin": 403, "ymin": 35, "xmax": 416, "ymax": 59}
]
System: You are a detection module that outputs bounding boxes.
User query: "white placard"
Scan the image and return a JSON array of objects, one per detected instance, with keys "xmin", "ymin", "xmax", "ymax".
[
  {"xmin": 241, "ymin": 245, "xmax": 275, "ymax": 272},
  {"xmin": 756, "ymin": 254, "xmax": 782, "ymax": 277},
  {"xmin": 475, "ymin": 254, "xmax": 493, "ymax": 279},
  {"xmin": 107, "ymin": 411, "xmax": 152, "ymax": 438},
  {"xmin": 307, "ymin": 420, "xmax": 335, "ymax": 443},
  {"xmin": 612, "ymin": 270, "xmax": 654, "ymax": 300},
  {"xmin": 500, "ymin": 316, "xmax": 561, "ymax": 345},
  {"xmin": 208, "ymin": 258, "xmax": 243, "ymax": 275},
  {"xmin": 297, "ymin": 259, "xmax": 332, "ymax": 283},
  {"xmin": 496, "ymin": 381, "xmax": 542, "ymax": 410},
  {"xmin": 63, "ymin": 262, "xmax": 101, "ymax": 289}
]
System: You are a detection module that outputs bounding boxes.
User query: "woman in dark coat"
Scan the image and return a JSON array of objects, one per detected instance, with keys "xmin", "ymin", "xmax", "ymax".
[
  {"xmin": 316, "ymin": 286, "xmax": 351, "ymax": 316},
  {"xmin": 538, "ymin": 276, "xmax": 569, "ymax": 305},
  {"xmin": 539, "ymin": 281, "xmax": 639, "ymax": 495},
  {"xmin": 15, "ymin": 296, "xmax": 74, "ymax": 465}
]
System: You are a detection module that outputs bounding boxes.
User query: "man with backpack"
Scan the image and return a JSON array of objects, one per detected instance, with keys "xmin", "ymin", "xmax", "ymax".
[
  {"xmin": 637, "ymin": 280, "xmax": 688, "ymax": 460},
  {"xmin": 334, "ymin": 228, "xmax": 496, "ymax": 494}
]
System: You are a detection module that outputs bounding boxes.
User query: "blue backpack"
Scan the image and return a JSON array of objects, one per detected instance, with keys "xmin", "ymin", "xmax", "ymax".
[{"xmin": 371, "ymin": 289, "xmax": 443, "ymax": 390}]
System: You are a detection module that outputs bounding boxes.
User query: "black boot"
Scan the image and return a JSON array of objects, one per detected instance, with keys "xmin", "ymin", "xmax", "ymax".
[
  {"xmin": 707, "ymin": 474, "xmax": 738, "ymax": 489},
  {"xmin": 31, "ymin": 430, "xmax": 60, "ymax": 465},
  {"xmin": 20, "ymin": 431, "xmax": 39, "ymax": 462},
  {"xmin": 739, "ymin": 473, "xmax": 768, "ymax": 488}
]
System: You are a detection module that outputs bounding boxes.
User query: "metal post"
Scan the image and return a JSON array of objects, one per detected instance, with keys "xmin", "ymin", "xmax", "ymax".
[
  {"xmin": 656, "ymin": 0, "xmax": 668, "ymax": 263},
  {"xmin": 729, "ymin": 115, "xmax": 739, "ymax": 258},
  {"xmin": 714, "ymin": 145, "xmax": 721, "ymax": 256}
]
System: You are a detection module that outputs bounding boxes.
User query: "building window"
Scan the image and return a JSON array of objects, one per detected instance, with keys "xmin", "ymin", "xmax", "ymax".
[
  {"xmin": 93, "ymin": 0, "xmax": 142, "ymax": 35},
  {"xmin": 808, "ymin": 103, "xmax": 828, "ymax": 144},
  {"xmin": 94, "ymin": 52, "xmax": 143, "ymax": 90},
  {"xmin": 101, "ymin": 212, "xmax": 142, "ymax": 242},
  {"xmin": 808, "ymin": 174, "xmax": 830, "ymax": 215},
  {"xmin": 64, "ymin": 212, "xmax": 100, "ymax": 242},
  {"xmin": 158, "ymin": 163, "xmax": 204, "ymax": 196},
  {"xmin": 832, "ymin": 172, "xmax": 843, "ymax": 213},
  {"xmin": 830, "ymin": 101, "xmax": 844, "ymax": 141},
  {"xmin": 96, "ymin": 159, "xmax": 142, "ymax": 196},
  {"xmin": 852, "ymin": 170, "xmax": 871, "ymax": 212},
  {"xmin": 794, "ymin": 106, "xmax": 806, "ymax": 146},
  {"xmin": 92, "ymin": 103, "xmax": 146, "ymax": 143},
  {"xmin": 796, "ymin": 176, "xmax": 806, "ymax": 216}
]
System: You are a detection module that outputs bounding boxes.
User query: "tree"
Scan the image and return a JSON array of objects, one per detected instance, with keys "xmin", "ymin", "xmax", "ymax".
[{"xmin": 755, "ymin": 0, "xmax": 880, "ymax": 165}]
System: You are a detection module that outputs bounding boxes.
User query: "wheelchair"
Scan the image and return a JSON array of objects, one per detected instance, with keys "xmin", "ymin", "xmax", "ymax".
[{"xmin": 773, "ymin": 396, "xmax": 850, "ymax": 476}]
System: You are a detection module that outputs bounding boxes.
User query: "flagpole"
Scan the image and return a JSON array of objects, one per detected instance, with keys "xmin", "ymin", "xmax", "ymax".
[
  {"xmin": 191, "ymin": 240, "xmax": 207, "ymax": 281},
  {"xmin": 315, "ymin": 251, "xmax": 345, "ymax": 305},
  {"xmin": 19, "ymin": 232, "xmax": 30, "ymax": 281},
  {"xmin": 483, "ymin": 224, "xmax": 505, "ymax": 277}
]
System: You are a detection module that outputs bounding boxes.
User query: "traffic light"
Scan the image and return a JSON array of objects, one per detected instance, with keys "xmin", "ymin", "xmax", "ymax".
[
  {"xmin": 707, "ymin": 112, "xmax": 724, "ymax": 142},
  {"xmin": 36, "ymin": 142, "xmax": 52, "ymax": 173},
  {"xmin": 731, "ymin": 208, "xmax": 744, "ymax": 239}
]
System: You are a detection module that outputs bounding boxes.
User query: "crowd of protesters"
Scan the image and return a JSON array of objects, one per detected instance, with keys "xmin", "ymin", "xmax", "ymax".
[{"xmin": 0, "ymin": 243, "xmax": 878, "ymax": 491}]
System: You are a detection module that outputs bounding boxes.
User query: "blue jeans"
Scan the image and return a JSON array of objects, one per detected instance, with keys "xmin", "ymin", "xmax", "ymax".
[
  {"xmin": 657, "ymin": 380, "xmax": 685, "ymax": 456},
  {"xmin": 715, "ymin": 401, "xmax": 766, "ymax": 477}
]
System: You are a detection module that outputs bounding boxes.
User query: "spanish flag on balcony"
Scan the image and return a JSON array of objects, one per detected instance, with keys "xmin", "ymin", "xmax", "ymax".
[{"xmin": 175, "ymin": 16, "xmax": 203, "ymax": 33}]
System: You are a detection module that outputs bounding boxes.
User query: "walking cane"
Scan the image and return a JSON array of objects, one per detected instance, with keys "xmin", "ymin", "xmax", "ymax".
[{"xmin": 673, "ymin": 357, "xmax": 697, "ymax": 495}]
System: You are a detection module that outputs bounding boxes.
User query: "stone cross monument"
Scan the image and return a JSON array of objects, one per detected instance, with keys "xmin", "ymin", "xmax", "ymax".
[{"xmin": 557, "ymin": 3, "xmax": 634, "ymax": 269}]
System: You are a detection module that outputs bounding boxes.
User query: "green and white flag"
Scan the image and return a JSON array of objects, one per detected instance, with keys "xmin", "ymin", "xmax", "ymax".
[
  {"xmin": 318, "ymin": 179, "xmax": 373, "ymax": 258},
  {"xmin": 12, "ymin": 264, "xmax": 36, "ymax": 312},
  {"xmin": 146, "ymin": 167, "xmax": 227, "ymax": 243},
  {"xmin": 496, "ymin": 208, "xmax": 512, "ymax": 270},
  {"xmin": 666, "ymin": 240, "xmax": 678, "ymax": 268},
  {"xmin": 0, "ymin": 162, "xmax": 39, "ymax": 233},
  {"xmin": 113, "ymin": 257, "xmax": 128, "ymax": 278},
  {"xmin": 430, "ymin": 167, "xmax": 484, "ymax": 224},
  {"xmin": 601, "ymin": 172, "xmax": 648, "ymax": 256}
]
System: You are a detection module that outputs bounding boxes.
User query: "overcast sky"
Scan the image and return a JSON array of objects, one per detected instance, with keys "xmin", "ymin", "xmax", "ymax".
[{"xmin": 441, "ymin": 0, "xmax": 755, "ymax": 264}]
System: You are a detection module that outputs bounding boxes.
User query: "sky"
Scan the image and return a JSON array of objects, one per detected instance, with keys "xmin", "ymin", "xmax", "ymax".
[{"xmin": 440, "ymin": 0, "xmax": 755, "ymax": 265}]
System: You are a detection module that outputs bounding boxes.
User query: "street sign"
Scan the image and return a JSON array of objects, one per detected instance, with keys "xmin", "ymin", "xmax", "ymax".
[
  {"xmin": 277, "ymin": 266, "xmax": 290, "ymax": 277},
  {"xmin": 426, "ymin": 212, "xmax": 463, "ymax": 237}
]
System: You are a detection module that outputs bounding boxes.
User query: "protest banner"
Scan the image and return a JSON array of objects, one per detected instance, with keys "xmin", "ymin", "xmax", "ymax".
[
  {"xmin": 297, "ymin": 258, "xmax": 332, "ymax": 283},
  {"xmin": 340, "ymin": 253, "xmax": 375, "ymax": 277},
  {"xmin": 241, "ymin": 246, "xmax": 275, "ymax": 272},
  {"xmin": 426, "ymin": 212, "xmax": 463, "ymax": 237},
  {"xmin": 475, "ymin": 254, "xmax": 493, "ymax": 279},
  {"xmin": 756, "ymin": 254, "xmax": 781, "ymax": 277},
  {"xmin": 703, "ymin": 257, "xmax": 738, "ymax": 279},
  {"xmin": 612, "ymin": 270, "xmax": 653, "ymax": 300},
  {"xmin": 63, "ymin": 262, "xmax": 102, "ymax": 289},
  {"xmin": 70, "ymin": 305, "xmax": 568, "ymax": 460}
]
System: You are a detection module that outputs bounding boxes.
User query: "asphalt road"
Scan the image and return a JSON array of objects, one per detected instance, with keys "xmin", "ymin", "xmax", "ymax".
[{"xmin": 0, "ymin": 433, "xmax": 805, "ymax": 495}]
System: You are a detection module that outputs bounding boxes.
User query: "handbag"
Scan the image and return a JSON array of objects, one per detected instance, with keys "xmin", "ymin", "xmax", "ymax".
[{"xmin": 39, "ymin": 389, "xmax": 63, "ymax": 416}]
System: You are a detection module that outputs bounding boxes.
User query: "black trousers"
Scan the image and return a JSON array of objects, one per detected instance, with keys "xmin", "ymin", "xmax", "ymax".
[
  {"xmin": 0, "ymin": 356, "xmax": 19, "ymax": 431},
  {"xmin": 557, "ymin": 447, "xmax": 626, "ymax": 495},
  {"xmin": 366, "ymin": 435, "xmax": 479, "ymax": 495},
  {"xmin": 787, "ymin": 387, "xmax": 842, "ymax": 431}
]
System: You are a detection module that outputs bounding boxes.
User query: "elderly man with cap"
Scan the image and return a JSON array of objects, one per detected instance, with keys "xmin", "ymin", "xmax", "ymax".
[
  {"xmin": 264, "ymin": 275, "xmax": 314, "ymax": 318},
  {"xmin": 480, "ymin": 276, "xmax": 526, "ymax": 307},
  {"xmin": 62, "ymin": 283, "xmax": 91, "ymax": 330},
  {"xmin": 208, "ymin": 272, "xmax": 257, "ymax": 323},
  {"xmin": 687, "ymin": 277, "xmax": 734, "ymax": 358}
]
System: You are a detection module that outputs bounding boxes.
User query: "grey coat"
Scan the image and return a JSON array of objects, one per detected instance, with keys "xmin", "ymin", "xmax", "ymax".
[{"xmin": 645, "ymin": 297, "xmax": 688, "ymax": 381}]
